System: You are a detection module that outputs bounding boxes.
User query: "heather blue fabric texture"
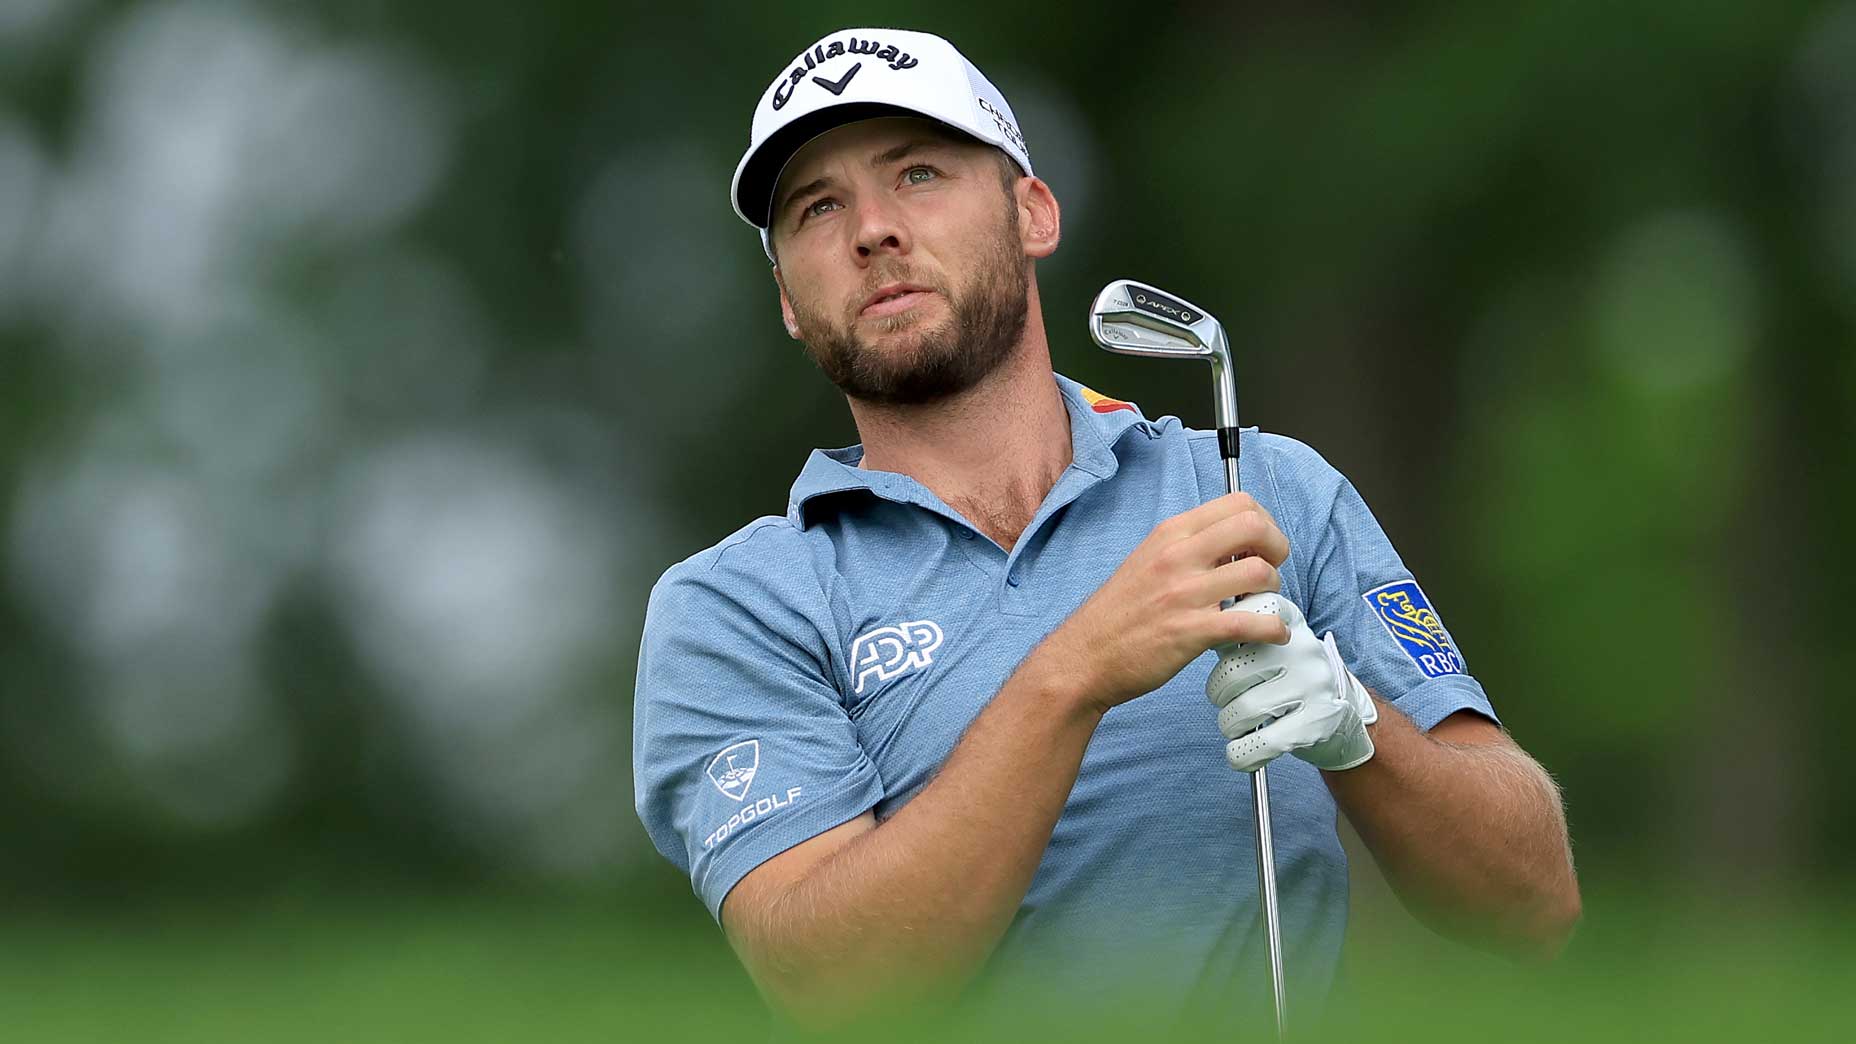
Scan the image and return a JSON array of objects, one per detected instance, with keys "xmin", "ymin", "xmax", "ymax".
[{"xmin": 631, "ymin": 369, "xmax": 1497, "ymax": 1013}]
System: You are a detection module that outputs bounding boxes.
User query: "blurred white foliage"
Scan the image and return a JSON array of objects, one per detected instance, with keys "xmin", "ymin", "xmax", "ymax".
[
  {"xmin": 145, "ymin": 302, "xmax": 336, "ymax": 485},
  {"xmin": 324, "ymin": 249, "xmax": 493, "ymax": 418},
  {"xmin": 328, "ymin": 433, "xmax": 631, "ymax": 876},
  {"xmin": 1793, "ymin": 2, "xmax": 1856, "ymax": 315},
  {"xmin": 12, "ymin": 433, "xmax": 278, "ymax": 683},
  {"xmin": 1593, "ymin": 211, "xmax": 1756, "ymax": 396},
  {"xmin": 92, "ymin": 661, "xmax": 295, "ymax": 828},
  {"xmin": 4, "ymin": 0, "xmax": 669, "ymax": 874},
  {"xmin": 41, "ymin": 0, "xmax": 454, "ymax": 339},
  {"xmin": 1795, "ymin": 2, "xmax": 1856, "ymax": 176},
  {"xmin": 8, "ymin": 425, "xmax": 295, "ymax": 827},
  {"xmin": 990, "ymin": 68, "xmax": 1101, "ymax": 269},
  {"xmin": 0, "ymin": 115, "xmax": 46, "ymax": 321},
  {"xmin": 572, "ymin": 141, "xmax": 757, "ymax": 417},
  {"xmin": 0, "ymin": 0, "xmax": 85, "ymax": 49},
  {"xmin": 4, "ymin": 0, "xmax": 473, "ymax": 838}
]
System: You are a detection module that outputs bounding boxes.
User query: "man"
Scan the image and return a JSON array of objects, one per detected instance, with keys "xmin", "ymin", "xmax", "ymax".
[{"xmin": 633, "ymin": 26, "xmax": 1579, "ymax": 1032}]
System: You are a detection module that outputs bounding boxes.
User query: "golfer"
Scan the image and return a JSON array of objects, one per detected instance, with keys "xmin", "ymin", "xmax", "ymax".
[{"xmin": 633, "ymin": 26, "xmax": 1579, "ymax": 1031}]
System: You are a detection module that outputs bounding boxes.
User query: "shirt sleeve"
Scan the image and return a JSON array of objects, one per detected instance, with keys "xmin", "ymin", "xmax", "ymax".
[
  {"xmin": 632, "ymin": 524, "xmax": 885, "ymax": 922},
  {"xmin": 1257, "ymin": 433, "xmax": 1500, "ymax": 733}
]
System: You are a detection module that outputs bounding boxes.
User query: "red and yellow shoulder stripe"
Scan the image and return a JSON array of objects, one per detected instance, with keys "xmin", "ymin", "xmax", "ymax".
[{"xmin": 1079, "ymin": 385, "xmax": 1136, "ymax": 415}]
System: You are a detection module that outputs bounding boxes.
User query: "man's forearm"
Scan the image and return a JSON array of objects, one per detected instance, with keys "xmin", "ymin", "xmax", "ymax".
[
  {"xmin": 1324, "ymin": 699, "xmax": 1581, "ymax": 960},
  {"xmin": 729, "ymin": 638, "xmax": 1104, "ymax": 1022}
]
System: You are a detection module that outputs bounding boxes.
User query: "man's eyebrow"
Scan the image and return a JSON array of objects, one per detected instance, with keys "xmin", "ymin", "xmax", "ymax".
[
  {"xmin": 775, "ymin": 139, "xmax": 956, "ymax": 224},
  {"xmin": 775, "ymin": 175, "xmax": 833, "ymax": 224}
]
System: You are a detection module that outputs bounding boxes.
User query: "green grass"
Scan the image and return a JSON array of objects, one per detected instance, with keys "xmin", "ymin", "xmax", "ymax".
[
  {"xmin": 0, "ymin": 892, "xmax": 762, "ymax": 1043},
  {"xmin": 1, "ymin": 888, "xmax": 1851, "ymax": 1042}
]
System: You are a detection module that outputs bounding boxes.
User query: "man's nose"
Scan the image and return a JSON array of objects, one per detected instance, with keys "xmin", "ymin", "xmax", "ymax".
[{"xmin": 851, "ymin": 192, "xmax": 910, "ymax": 260}]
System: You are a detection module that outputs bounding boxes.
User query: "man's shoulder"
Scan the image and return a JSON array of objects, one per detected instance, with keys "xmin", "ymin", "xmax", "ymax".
[
  {"xmin": 1170, "ymin": 423, "xmax": 1345, "ymax": 485},
  {"xmin": 645, "ymin": 514, "xmax": 822, "ymax": 621},
  {"xmin": 1167, "ymin": 424, "xmax": 1355, "ymax": 544},
  {"xmin": 661, "ymin": 514, "xmax": 804, "ymax": 574},
  {"xmin": 1250, "ymin": 430, "xmax": 1348, "ymax": 490}
]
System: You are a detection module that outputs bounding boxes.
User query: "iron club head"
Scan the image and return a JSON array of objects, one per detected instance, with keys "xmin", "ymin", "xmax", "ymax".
[
  {"xmin": 1088, "ymin": 279, "xmax": 1227, "ymax": 361},
  {"xmin": 1088, "ymin": 279, "xmax": 1239, "ymax": 433}
]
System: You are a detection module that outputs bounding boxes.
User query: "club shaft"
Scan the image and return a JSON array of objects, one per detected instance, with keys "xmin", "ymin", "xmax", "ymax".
[
  {"xmin": 1226, "ymin": 442, "xmax": 1286, "ymax": 1038},
  {"xmin": 1090, "ymin": 281, "xmax": 1282, "ymax": 1034},
  {"xmin": 1252, "ymin": 765, "xmax": 1287, "ymax": 1036}
]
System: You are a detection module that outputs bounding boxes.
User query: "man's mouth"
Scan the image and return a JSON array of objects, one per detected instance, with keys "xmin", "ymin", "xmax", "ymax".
[{"xmin": 860, "ymin": 283, "xmax": 935, "ymax": 318}]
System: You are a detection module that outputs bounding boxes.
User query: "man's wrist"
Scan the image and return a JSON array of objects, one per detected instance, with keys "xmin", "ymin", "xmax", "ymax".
[{"xmin": 1016, "ymin": 633, "xmax": 1111, "ymax": 726}]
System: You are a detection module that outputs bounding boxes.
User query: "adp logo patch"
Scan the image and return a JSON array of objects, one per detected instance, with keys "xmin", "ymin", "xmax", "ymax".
[
  {"xmin": 706, "ymin": 740, "xmax": 759, "ymax": 802},
  {"xmin": 1363, "ymin": 581, "xmax": 1466, "ymax": 678},
  {"xmin": 850, "ymin": 620, "xmax": 944, "ymax": 695}
]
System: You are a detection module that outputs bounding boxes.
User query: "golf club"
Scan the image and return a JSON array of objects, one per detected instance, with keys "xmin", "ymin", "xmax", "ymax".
[{"xmin": 1088, "ymin": 279, "xmax": 1286, "ymax": 1037}]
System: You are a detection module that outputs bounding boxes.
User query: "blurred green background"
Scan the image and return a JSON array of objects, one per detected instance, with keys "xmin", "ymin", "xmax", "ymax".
[{"xmin": 2, "ymin": 0, "xmax": 1853, "ymax": 1039}]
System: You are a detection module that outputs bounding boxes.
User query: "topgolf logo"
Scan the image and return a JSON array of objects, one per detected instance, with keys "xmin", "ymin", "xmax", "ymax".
[
  {"xmin": 850, "ymin": 620, "xmax": 944, "ymax": 695},
  {"xmin": 705, "ymin": 740, "xmax": 760, "ymax": 802}
]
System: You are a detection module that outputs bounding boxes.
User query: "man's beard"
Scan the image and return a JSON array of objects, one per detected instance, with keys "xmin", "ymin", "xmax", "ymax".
[{"xmin": 786, "ymin": 208, "xmax": 1030, "ymax": 407}]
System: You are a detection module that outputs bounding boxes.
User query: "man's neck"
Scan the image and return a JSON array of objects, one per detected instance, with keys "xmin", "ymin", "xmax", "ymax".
[{"xmin": 847, "ymin": 310, "xmax": 1072, "ymax": 546}]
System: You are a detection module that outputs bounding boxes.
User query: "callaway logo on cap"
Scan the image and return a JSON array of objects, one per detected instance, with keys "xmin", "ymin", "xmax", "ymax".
[{"xmin": 730, "ymin": 27, "xmax": 1034, "ymax": 262}]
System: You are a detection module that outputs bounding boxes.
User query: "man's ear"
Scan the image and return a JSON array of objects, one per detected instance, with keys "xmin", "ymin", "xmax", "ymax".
[
  {"xmin": 774, "ymin": 268, "xmax": 802, "ymax": 340},
  {"xmin": 1017, "ymin": 176, "xmax": 1061, "ymax": 259}
]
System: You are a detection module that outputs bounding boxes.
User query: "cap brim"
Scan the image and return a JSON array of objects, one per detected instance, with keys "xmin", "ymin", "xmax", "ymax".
[{"xmin": 733, "ymin": 101, "xmax": 936, "ymax": 230}]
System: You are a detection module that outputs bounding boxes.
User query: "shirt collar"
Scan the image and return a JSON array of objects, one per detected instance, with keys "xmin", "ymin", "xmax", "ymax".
[{"xmin": 787, "ymin": 370, "xmax": 1156, "ymax": 529}]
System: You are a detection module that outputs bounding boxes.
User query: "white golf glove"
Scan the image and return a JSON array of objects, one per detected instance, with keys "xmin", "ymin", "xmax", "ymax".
[{"xmin": 1205, "ymin": 592, "xmax": 1378, "ymax": 773}]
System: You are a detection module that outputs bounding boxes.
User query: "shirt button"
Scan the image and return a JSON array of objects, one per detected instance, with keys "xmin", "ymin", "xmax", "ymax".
[{"xmin": 1006, "ymin": 573, "xmax": 1020, "ymax": 587}]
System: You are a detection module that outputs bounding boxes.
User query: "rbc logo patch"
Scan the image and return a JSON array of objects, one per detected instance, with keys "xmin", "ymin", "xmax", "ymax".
[{"xmin": 1363, "ymin": 581, "xmax": 1466, "ymax": 678}]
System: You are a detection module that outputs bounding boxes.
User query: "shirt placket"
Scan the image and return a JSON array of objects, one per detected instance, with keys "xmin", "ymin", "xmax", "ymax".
[{"xmin": 996, "ymin": 464, "xmax": 1103, "ymax": 617}]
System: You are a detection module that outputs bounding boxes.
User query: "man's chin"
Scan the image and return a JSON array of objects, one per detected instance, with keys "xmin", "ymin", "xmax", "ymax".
[
  {"xmin": 844, "ymin": 312, "xmax": 957, "ymax": 359},
  {"xmin": 854, "ymin": 349, "xmax": 1005, "ymax": 407}
]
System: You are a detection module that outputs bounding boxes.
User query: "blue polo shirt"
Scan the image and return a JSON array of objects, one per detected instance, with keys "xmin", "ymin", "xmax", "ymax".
[{"xmin": 632, "ymin": 370, "xmax": 1496, "ymax": 1017}]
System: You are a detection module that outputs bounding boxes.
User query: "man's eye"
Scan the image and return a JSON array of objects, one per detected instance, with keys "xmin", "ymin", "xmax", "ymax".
[
  {"xmin": 802, "ymin": 198, "xmax": 840, "ymax": 221},
  {"xmin": 904, "ymin": 166, "xmax": 938, "ymax": 184}
]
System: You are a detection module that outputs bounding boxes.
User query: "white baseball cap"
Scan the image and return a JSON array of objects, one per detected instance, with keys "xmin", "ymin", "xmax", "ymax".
[{"xmin": 730, "ymin": 27, "xmax": 1034, "ymax": 262}]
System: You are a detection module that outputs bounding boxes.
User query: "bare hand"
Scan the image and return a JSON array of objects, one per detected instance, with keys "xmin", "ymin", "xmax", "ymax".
[{"xmin": 1042, "ymin": 492, "xmax": 1292, "ymax": 715}]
